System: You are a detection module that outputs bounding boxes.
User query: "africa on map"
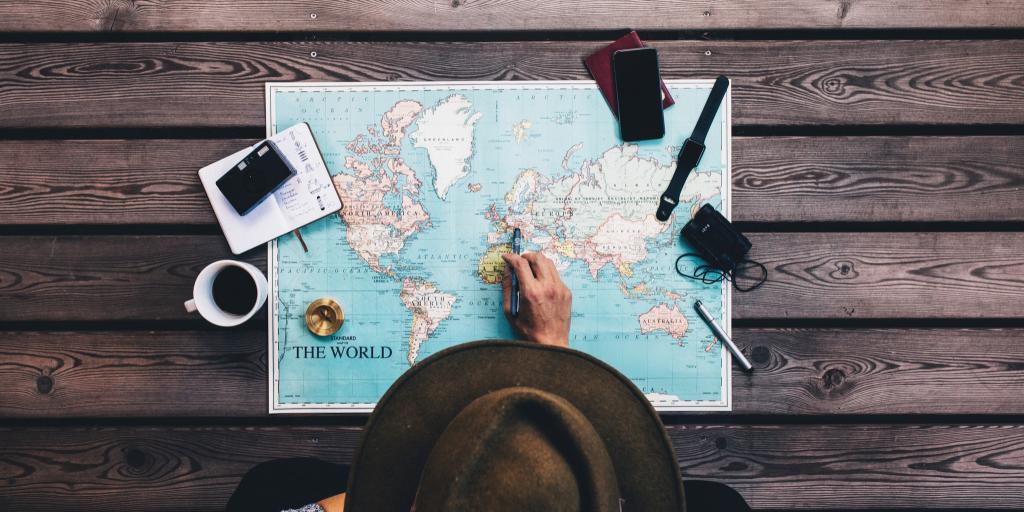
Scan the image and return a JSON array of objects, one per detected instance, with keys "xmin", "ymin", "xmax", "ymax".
[{"xmin": 267, "ymin": 81, "xmax": 732, "ymax": 413}]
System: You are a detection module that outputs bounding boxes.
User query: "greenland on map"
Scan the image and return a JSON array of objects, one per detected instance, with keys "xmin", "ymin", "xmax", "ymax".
[{"xmin": 267, "ymin": 81, "xmax": 732, "ymax": 413}]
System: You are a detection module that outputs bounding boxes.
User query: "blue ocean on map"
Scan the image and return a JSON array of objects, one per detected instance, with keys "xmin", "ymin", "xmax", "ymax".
[{"xmin": 269, "ymin": 82, "xmax": 730, "ymax": 411}]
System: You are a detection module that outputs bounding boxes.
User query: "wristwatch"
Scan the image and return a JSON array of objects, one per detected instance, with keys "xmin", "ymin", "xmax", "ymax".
[{"xmin": 655, "ymin": 75, "xmax": 730, "ymax": 222}]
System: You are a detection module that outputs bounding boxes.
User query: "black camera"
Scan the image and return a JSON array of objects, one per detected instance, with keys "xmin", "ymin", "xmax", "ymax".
[
  {"xmin": 216, "ymin": 141, "xmax": 295, "ymax": 215},
  {"xmin": 681, "ymin": 204, "xmax": 751, "ymax": 273}
]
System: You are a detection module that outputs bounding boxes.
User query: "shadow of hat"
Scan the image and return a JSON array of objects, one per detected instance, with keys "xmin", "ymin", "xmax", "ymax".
[{"xmin": 344, "ymin": 340, "xmax": 685, "ymax": 511}]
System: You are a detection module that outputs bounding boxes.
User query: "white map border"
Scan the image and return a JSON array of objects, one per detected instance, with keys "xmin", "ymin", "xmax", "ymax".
[{"xmin": 266, "ymin": 80, "xmax": 733, "ymax": 414}]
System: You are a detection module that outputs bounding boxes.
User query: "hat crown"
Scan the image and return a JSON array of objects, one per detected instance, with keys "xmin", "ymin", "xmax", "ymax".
[
  {"xmin": 344, "ymin": 341, "xmax": 685, "ymax": 511},
  {"xmin": 413, "ymin": 387, "xmax": 621, "ymax": 512}
]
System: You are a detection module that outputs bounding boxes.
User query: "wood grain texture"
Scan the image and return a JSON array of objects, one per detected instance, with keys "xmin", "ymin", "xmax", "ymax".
[
  {"xmin": 0, "ymin": 139, "xmax": 255, "ymax": 225},
  {"xmin": 0, "ymin": 331, "xmax": 266, "ymax": 418},
  {"xmin": 0, "ymin": 1, "xmax": 1021, "ymax": 32},
  {"xmin": 1, "ymin": 424, "xmax": 1021, "ymax": 510},
  {"xmin": 2, "ymin": 328, "xmax": 1022, "ymax": 418},
  {"xmin": 0, "ymin": 425, "xmax": 362, "ymax": 512},
  {"xmin": 733, "ymin": 136, "xmax": 1024, "ymax": 223},
  {"xmin": 732, "ymin": 328, "xmax": 1024, "ymax": 414},
  {"xmin": 670, "ymin": 424, "xmax": 1024, "ymax": 510},
  {"xmin": 2, "ymin": 40, "xmax": 1023, "ymax": 129},
  {"xmin": 3, "ymin": 136, "xmax": 1022, "ymax": 226},
  {"xmin": 2, "ymin": 233, "xmax": 1023, "ymax": 322},
  {"xmin": 0, "ymin": 236, "xmax": 260, "ymax": 322},
  {"xmin": 742, "ymin": 232, "xmax": 1024, "ymax": 319}
]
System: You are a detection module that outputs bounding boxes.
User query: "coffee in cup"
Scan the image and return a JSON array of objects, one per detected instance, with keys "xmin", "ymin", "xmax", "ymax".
[
  {"xmin": 185, "ymin": 260, "xmax": 267, "ymax": 327},
  {"xmin": 212, "ymin": 266, "xmax": 258, "ymax": 315}
]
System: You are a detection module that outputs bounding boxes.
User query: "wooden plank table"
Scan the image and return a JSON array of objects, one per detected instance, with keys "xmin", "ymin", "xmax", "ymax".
[{"xmin": 1, "ymin": 2, "xmax": 1023, "ymax": 510}]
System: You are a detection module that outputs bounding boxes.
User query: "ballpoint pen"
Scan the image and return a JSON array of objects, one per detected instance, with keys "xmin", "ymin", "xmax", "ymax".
[
  {"xmin": 694, "ymin": 300, "xmax": 752, "ymax": 371},
  {"xmin": 511, "ymin": 228, "xmax": 522, "ymax": 317}
]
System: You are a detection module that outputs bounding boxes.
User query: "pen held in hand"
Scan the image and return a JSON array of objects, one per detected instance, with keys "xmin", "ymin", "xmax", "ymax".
[{"xmin": 510, "ymin": 228, "xmax": 522, "ymax": 317}]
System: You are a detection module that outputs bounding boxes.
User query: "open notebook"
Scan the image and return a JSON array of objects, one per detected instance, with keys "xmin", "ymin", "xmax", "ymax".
[{"xmin": 199, "ymin": 123, "xmax": 342, "ymax": 254}]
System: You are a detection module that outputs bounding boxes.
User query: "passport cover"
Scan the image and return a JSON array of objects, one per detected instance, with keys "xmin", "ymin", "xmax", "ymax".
[{"xmin": 584, "ymin": 30, "xmax": 675, "ymax": 117}]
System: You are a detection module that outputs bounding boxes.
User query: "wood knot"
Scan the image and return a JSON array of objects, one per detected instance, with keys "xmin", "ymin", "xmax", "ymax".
[
  {"xmin": 837, "ymin": 0, "xmax": 852, "ymax": 20},
  {"xmin": 125, "ymin": 448, "xmax": 146, "ymax": 468},
  {"xmin": 98, "ymin": 1, "xmax": 139, "ymax": 31},
  {"xmin": 36, "ymin": 375, "xmax": 53, "ymax": 394},
  {"xmin": 822, "ymin": 368, "xmax": 846, "ymax": 389},
  {"xmin": 743, "ymin": 177, "xmax": 765, "ymax": 188},
  {"xmin": 751, "ymin": 346, "xmax": 771, "ymax": 364},
  {"xmin": 715, "ymin": 437, "xmax": 728, "ymax": 449},
  {"xmin": 829, "ymin": 260, "xmax": 858, "ymax": 280},
  {"xmin": 450, "ymin": 0, "xmax": 461, "ymax": 7},
  {"xmin": 822, "ymin": 76, "xmax": 845, "ymax": 95}
]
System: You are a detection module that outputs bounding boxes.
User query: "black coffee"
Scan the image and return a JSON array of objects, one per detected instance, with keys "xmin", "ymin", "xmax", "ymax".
[{"xmin": 212, "ymin": 266, "xmax": 257, "ymax": 315}]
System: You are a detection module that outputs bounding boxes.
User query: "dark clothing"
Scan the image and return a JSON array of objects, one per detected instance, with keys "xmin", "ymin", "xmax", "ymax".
[
  {"xmin": 226, "ymin": 458, "xmax": 348, "ymax": 512},
  {"xmin": 228, "ymin": 458, "xmax": 751, "ymax": 512}
]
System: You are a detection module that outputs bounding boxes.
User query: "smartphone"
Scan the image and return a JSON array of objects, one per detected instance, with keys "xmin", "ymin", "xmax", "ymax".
[
  {"xmin": 612, "ymin": 48, "xmax": 665, "ymax": 142},
  {"xmin": 216, "ymin": 141, "xmax": 295, "ymax": 215}
]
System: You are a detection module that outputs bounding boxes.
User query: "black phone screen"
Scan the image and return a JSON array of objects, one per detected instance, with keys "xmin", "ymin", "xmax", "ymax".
[{"xmin": 613, "ymin": 48, "xmax": 665, "ymax": 142}]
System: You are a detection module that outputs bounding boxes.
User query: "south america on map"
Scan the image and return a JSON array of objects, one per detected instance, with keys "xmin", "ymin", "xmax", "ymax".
[{"xmin": 268, "ymin": 81, "xmax": 731, "ymax": 412}]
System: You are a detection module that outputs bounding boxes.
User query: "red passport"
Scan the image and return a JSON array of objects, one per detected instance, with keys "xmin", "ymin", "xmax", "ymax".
[{"xmin": 585, "ymin": 30, "xmax": 674, "ymax": 117}]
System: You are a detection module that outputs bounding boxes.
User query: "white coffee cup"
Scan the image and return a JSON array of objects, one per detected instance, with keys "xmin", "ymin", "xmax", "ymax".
[{"xmin": 184, "ymin": 260, "xmax": 268, "ymax": 327}]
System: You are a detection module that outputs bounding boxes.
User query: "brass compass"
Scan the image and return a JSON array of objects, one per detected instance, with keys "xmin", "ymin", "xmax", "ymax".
[{"xmin": 305, "ymin": 298, "xmax": 344, "ymax": 336}]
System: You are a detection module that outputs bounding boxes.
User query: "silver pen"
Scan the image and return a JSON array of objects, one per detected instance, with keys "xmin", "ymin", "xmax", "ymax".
[{"xmin": 693, "ymin": 300, "xmax": 753, "ymax": 371}]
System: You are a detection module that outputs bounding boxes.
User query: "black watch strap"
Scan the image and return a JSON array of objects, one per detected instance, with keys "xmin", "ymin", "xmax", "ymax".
[{"xmin": 656, "ymin": 75, "xmax": 729, "ymax": 222}]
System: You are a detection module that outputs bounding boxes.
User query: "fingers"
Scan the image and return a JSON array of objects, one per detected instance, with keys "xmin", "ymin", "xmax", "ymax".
[
  {"xmin": 501, "ymin": 262, "xmax": 513, "ymax": 317},
  {"xmin": 522, "ymin": 252, "xmax": 556, "ymax": 281},
  {"xmin": 502, "ymin": 253, "xmax": 536, "ymax": 286}
]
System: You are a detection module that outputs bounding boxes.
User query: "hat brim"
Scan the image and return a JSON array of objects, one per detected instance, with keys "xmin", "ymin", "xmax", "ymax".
[{"xmin": 344, "ymin": 340, "xmax": 685, "ymax": 511}]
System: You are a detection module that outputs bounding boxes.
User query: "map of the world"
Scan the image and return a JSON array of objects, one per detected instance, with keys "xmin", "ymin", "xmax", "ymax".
[{"xmin": 267, "ymin": 81, "xmax": 732, "ymax": 412}]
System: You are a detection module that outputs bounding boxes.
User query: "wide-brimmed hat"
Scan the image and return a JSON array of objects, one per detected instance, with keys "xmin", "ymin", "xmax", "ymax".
[{"xmin": 344, "ymin": 340, "xmax": 685, "ymax": 511}]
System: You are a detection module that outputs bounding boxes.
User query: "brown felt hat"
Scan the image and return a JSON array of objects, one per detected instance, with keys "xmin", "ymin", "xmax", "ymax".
[{"xmin": 344, "ymin": 340, "xmax": 685, "ymax": 511}]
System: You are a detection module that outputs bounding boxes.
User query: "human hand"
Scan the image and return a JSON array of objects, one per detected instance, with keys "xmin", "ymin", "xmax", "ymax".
[{"xmin": 501, "ymin": 252, "xmax": 572, "ymax": 348}]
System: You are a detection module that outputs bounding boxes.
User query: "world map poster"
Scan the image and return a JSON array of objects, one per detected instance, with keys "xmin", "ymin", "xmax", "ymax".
[{"xmin": 267, "ymin": 81, "xmax": 732, "ymax": 413}]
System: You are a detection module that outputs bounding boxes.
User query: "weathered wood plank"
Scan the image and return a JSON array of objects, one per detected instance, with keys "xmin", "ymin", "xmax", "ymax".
[
  {"xmin": 2, "ymin": 40, "xmax": 1023, "ymax": 128},
  {"xmin": 0, "ymin": 139, "xmax": 254, "ymax": 226},
  {"xmin": 2, "ymin": 233, "xmax": 1023, "ymax": 322},
  {"xmin": 733, "ymin": 136, "xmax": 1024, "ymax": 223},
  {"xmin": 0, "ymin": 236, "xmax": 261, "ymax": 323},
  {"xmin": 671, "ymin": 424, "xmax": 1024, "ymax": 510},
  {"xmin": 0, "ymin": 1, "xmax": 1021, "ymax": 32},
  {"xmin": 732, "ymin": 328, "xmax": 1024, "ymax": 414},
  {"xmin": 743, "ymin": 232, "xmax": 1024, "ymax": 319},
  {"xmin": 2, "ymin": 329, "xmax": 1022, "ymax": 418},
  {"xmin": 0, "ymin": 425, "xmax": 362, "ymax": 512},
  {"xmin": 3, "ymin": 136, "xmax": 1022, "ymax": 226},
  {"xmin": 0, "ymin": 331, "xmax": 266, "ymax": 418},
  {"xmin": 0, "ymin": 424, "xmax": 1021, "ymax": 510}
]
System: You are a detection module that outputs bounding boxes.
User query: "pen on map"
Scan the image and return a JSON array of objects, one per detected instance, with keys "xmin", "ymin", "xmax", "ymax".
[
  {"xmin": 510, "ymin": 228, "xmax": 522, "ymax": 317},
  {"xmin": 293, "ymin": 229, "xmax": 308, "ymax": 252},
  {"xmin": 693, "ymin": 300, "xmax": 753, "ymax": 371}
]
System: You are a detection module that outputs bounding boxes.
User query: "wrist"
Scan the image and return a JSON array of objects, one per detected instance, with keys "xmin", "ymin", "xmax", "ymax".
[{"xmin": 529, "ymin": 332, "xmax": 569, "ymax": 347}]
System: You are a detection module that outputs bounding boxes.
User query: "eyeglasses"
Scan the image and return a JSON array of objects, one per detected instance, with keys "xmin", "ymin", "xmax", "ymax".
[{"xmin": 675, "ymin": 253, "xmax": 767, "ymax": 292}]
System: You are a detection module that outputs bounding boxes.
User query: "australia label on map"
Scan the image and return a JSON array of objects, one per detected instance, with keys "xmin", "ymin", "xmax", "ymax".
[{"xmin": 267, "ymin": 81, "xmax": 732, "ymax": 413}]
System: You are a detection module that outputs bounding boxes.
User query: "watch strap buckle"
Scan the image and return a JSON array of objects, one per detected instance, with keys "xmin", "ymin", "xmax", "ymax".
[{"xmin": 656, "ymin": 195, "xmax": 678, "ymax": 222}]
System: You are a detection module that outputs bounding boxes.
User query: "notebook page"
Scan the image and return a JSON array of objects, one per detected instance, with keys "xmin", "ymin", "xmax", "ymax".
[{"xmin": 267, "ymin": 123, "xmax": 342, "ymax": 226}]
